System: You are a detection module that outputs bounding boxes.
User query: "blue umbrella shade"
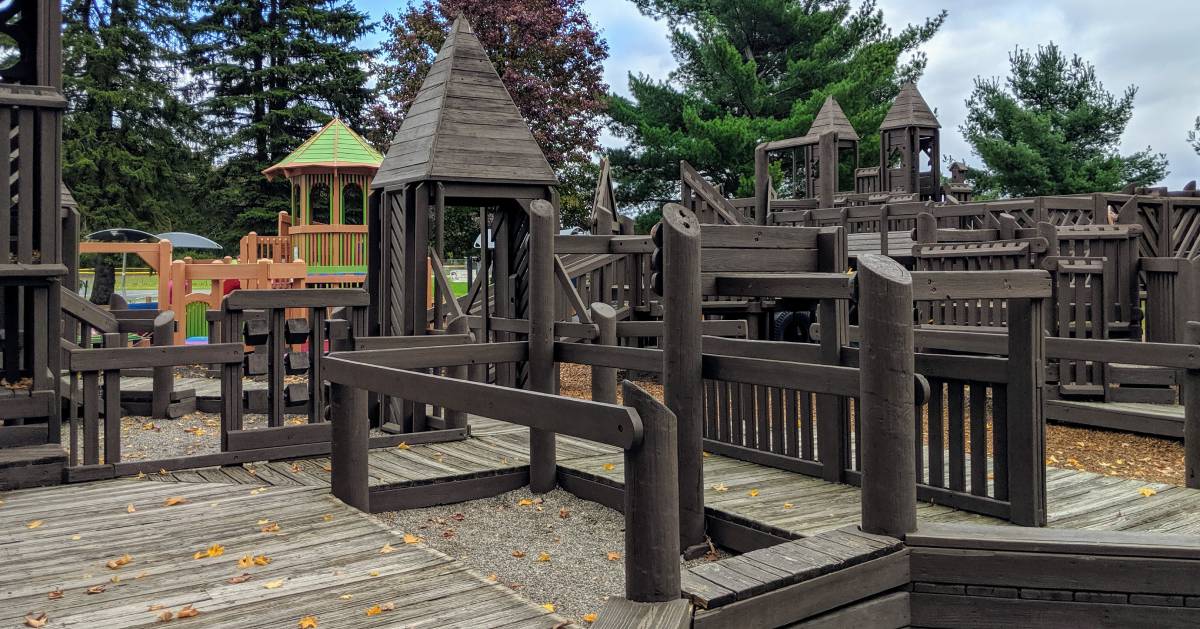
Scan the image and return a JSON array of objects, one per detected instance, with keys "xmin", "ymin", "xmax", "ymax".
[
  {"xmin": 84, "ymin": 228, "xmax": 159, "ymax": 243},
  {"xmin": 156, "ymin": 232, "xmax": 223, "ymax": 250}
]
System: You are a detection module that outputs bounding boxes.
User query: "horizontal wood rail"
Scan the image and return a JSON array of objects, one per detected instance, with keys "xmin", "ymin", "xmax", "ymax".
[
  {"xmin": 223, "ymin": 288, "xmax": 369, "ymax": 310},
  {"xmin": 701, "ymin": 354, "xmax": 860, "ymax": 398},
  {"xmin": 68, "ymin": 343, "xmax": 243, "ymax": 371},
  {"xmin": 909, "ymin": 270, "xmax": 1052, "ymax": 300},
  {"xmin": 352, "ymin": 333, "xmax": 474, "ymax": 351},
  {"xmin": 554, "ymin": 235, "xmax": 655, "ymax": 254},
  {"xmin": 331, "ymin": 341, "xmax": 528, "ymax": 370},
  {"xmin": 703, "ymin": 273, "xmax": 855, "ymax": 299},
  {"xmin": 555, "ymin": 342, "xmax": 663, "ymax": 373},
  {"xmin": 323, "ymin": 356, "xmax": 643, "ymax": 449}
]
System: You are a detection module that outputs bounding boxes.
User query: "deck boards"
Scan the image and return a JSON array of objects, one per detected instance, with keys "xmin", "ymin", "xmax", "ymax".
[{"xmin": 0, "ymin": 478, "xmax": 561, "ymax": 628}]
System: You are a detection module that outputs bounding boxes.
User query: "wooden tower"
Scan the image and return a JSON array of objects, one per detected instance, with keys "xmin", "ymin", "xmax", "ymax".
[
  {"xmin": 879, "ymin": 83, "xmax": 940, "ymax": 200},
  {"xmin": 369, "ymin": 15, "xmax": 557, "ymax": 430},
  {"xmin": 0, "ymin": 0, "xmax": 66, "ymax": 484},
  {"xmin": 754, "ymin": 96, "xmax": 860, "ymax": 217}
]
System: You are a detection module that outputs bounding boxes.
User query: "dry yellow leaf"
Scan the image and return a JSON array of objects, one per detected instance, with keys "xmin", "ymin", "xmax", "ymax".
[
  {"xmin": 237, "ymin": 555, "xmax": 253, "ymax": 569},
  {"xmin": 264, "ymin": 579, "xmax": 285, "ymax": 589},
  {"xmin": 711, "ymin": 483, "xmax": 728, "ymax": 492},
  {"xmin": 135, "ymin": 571, "xmax": 147, "ymax": 579},
  {"xmin": 748, "ymin": 488, "xmax": 760, "ymax": 497},
  {"xmin": 380, "ymin": 543, "xmax": 396, "ymax": 554},
  {"xmin": 338, "ymin": 594, "xmax": 353, "ymax": 601},
  {"xmin": 298, "ymin": 615, "xmax": 318, "ymax": 629},
  {"xmin": 486, "ymin": 573, "xmax": 498, "ymax": 581},
  {"xmin": 157, "ymin": 610, "xmax": 173, "ymax": 622},
  {"xmin": 702, "ymin": 451, "xmax": 711, "ymax": 458},
  {"xmin": 368, "ymin": 570, "xmax": 380, "ymax": 577},
  {"xmin": 148, "ymin": 604, "xmax": 165, "ymax": 611},
  {"xmin": 559, "ymin": 508, "xmax": 570, "ymax": 519},
  {"xmin": 194, "ymin": 543, "xmax": 224, "ymax": 560},
  {"xmin": 536, "ymin": 552, "xmax": 551, "ymax": 562},
  {"xmin": 24, "ymin": 613, "xmax": 47, "ymax": 628},
  {"xmin": 511, "ymin": 550, "xmax": 526, "ymax": 558},
  {"xmin": 783, "ymin": 503, "xmax": 794, "ymax": 510},
  {"xmin": 260, "ymin": 522, "xmax": 281, "ymax": 533},
  {"xmin": 583, "ymin": 613, "xmax": 598, "ymax": 623},
  {"xmin": 322, "ymin": 514, "xmax": 333, "ymax": 522},
  {"xmin": 396, "ymin": 442, "xmax": 410, "ymax": 450},
  {"xmin": 27, "ymin": 519, "xmax": 43, "ymax": 529},
  {"xmin": 517, "ymin": 498, "xmax": 533, "ymax": 506},
  {"xmin": 126, "ymin": 504, "xmax": 137, "ymax": 513},
  {"xmin": 254, "ymin": 555, "xmax": 271, "ymax": 566},
  {"xmin": 1139, "ymin": 487, "xmax": 1158, "ymax": 497},
  {"xmin": 136, "ymin": 472, "xmax": 146, "ymax": 479},
  {"xmin": 159, "ymin": 468, "xmax": 169, "ymax": 475},
  {"xmin": 606, "ymin": 551, "xmax": 621, "ymax": 561},
  {"xmin": 176, "ymin": 604, "xmax": 199, "ymax": 619},
  {"xmin": 602, "ymin": 463, "xmax": 615, "ymax": 471},
  {"xmin": 163, "ymin": 497, "xmax": 187, "ymax": 507},
  {"xmin": 541, "ymin": 603, "xmax": 556, "ymax": 613},
  {"xmin": 257, "ymin": 518, "xmax": 269, "ymax": 525},
  {"xmin": 402, "ymin": 533, "xmax": 420, "ymax": 544},
  {"xmin": 365, "ymin": 606, "xmax": 382, "ymax": 617},
  {"xmin": 380, "ymin": 602, "xmax": 395, "ymax": 611},
  {"xmin": 228, "ymin": 573, "xmax": 253, "ymax": 584},
  {"xmin": 106, "ymin": 554, "xmax": 133, "ymax": 570},
  {"xmin": 110, "ymin": 575, "xmax": 121, "ymax": 584},
  {"xmin": 321, "ymin": 464, "xmax": 332, "ymax": 473},
  {"xmin": 71, "ymin": 534, "xmax": 81, "ymax": 541},
  {"xmin": 86, "ymin": 584, "xmax": 106, "ymax": 594}
]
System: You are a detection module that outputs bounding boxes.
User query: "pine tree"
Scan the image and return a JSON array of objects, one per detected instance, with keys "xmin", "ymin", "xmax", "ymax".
[
  {"xmin": 962, "ymin": 43, "xmax": 1168, "ymax": 197},
  {"xmin": 607, "ymin": 0, "xmax": 945, "ymax": 206},
  {"xmin": 187, "ymin": 0, "xmax": 374, "ymax": 244},
  {"xmin": 1189, "ymin": 117, "xmax": 1200, "ymax": 157},
  {"xmin": 63, "ymin": 0, "xmax": 204, "ymax": 234}
]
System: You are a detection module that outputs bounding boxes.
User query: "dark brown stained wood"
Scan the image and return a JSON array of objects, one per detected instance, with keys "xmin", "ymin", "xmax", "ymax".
[
  {"xmin": 789, "ymin": 591, "xmax": 909, "ymax": 629},
  {"xmin": 910, "ymin": 270, "xmax": 1052, "ymax": 300},
  {"xmin": 322, "ymin": 357, "xmax": 643, "ymax": 448},
  {"xmin": 60, "ymin": 288, "xmax": 118, "ymax": 333},
  {"xmin": 700, "ymin": 247, "xmax": 817, "ymax": 273},
  {"xmin": 554, "ymin": 235, "xmax": 656, "ymax": 254},
  {"xmin": 702, "ymin": 335, "xmax": 823, "ymax": 363},
  {"xmin": 591, "ymin": 303, "xmax": 618, "ymax": 404},
  {"xmin": 1186, "ymin": 322, "xmax": 1200, "ymax": 488},
  {"xmin": 528, "ymin": 198, "xmax": 557, "ymax": 493},
  {"xmin": 373, "ymin": 16, "xmax": 556, "ymax": 188},
  {"xmin": 909, "ymin": 523, "xmax": 1200, "ymax": 560},
  {"xmin": 623, "ymin": 381, "xmax": 681, "ymax": 602},
  {"xmin": 555, "ymin": 342, "xmax": 663, "ymax": 373},
  {"xmin": 592, "ymin": 598, "xmax": 693, "ymax": 629},
  {"xmin": 330, "ymin": 381, "xmax": 369, "ymax": 511},
  {"xmin": 880, "ymin": 82, "xmax": 940, "ymax": 130},
  {"xmin": 617, "ymin": 319, "xmax": 747, "ymax": 339},
  {"xmin": 0, "ymin": 390, "xmax": 54, "ymax": 420},
  {"xmin": 222, "ymin": 288, "xmax": 370, "ymax": 310},
  {"xmin": 367, "ymin": 468, "xmax": 530, "ymax": 511},
  {"xmin": 691, "ymin": 551, "xmax": 910, "ymax": 628},
  {"xmin": 68, "ymin": 343, "xmax": 243, "ymax": 372},
  {"xmin": 700, "ymin": 224, "xmax": 820, "ymax": 248},
  {"xmin": 333, "ymin": 341, "xmax": 528, "ymax": 369},
  {"xmin": 910, "ymin": 593, "xmax": 1200, "ymax": 629},
  {"xmin": 352, "ymin": 333, "xmax": 473, "ymax": 350},
  {"xmin": 701, "ymin": 354, "xmax": 859, "ymax": 397},
  {"xmin": 705, "ymin": 273, "xmax": 854, "ymax": 299}
]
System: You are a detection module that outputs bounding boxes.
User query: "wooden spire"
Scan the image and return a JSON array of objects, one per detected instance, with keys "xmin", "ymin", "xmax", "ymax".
[
  {"xmin": 804, "ymin": 96, "xmax": 859, "ymax": 142},
  {"xmin": 880, "ymin": 83, "xmax": 940, "ymax": 130},
  {"xmin": 373, "ymin": 15, "xmax": 558, "ymax": 189}
]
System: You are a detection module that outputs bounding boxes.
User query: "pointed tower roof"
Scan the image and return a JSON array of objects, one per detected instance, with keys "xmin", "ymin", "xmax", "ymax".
[
  {"xmin": 373, "ymin": 16, "xmax": 558, "ymax": 189},
  {"xmin": 263, "ymin": 118, "xmax": 382, "ymax": 180},
  {"xmin": 804, "ymin": 96, "xmax": 859, "ymax": 142},
  {"xmin": 880, "ymin": 83, "xmax": 940, "ymax": 130}
]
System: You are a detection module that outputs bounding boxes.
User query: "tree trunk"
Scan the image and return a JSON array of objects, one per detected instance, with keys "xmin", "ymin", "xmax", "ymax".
[{"xmin": 90, "ymin": 255, "xmax": 116, "ymax": 305}]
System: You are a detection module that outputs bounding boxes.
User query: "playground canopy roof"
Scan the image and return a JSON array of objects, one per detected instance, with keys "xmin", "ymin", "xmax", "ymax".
[
  {"xmin": 880, "ymin": 83, "xmax": 940, "ymax": 130},
  {"xmin": 801, "ymin": 96, "xmax": 860, "ymax": 143},
  {"xmin": 262, "ymin": 118, "xmax": 383, "ymax": 180},
  {"xmin": 372, "ymin": 15, "xmax": 558, "ymax": 190}
]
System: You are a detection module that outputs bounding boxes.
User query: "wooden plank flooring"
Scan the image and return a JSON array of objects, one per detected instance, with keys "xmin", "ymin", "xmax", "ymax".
[
  {"xmin": 1047, "ymin": 398, "xmax": 1184, "ymax": 438},
  {"xmin": 0, "ymin": 479, "xmax": 562, "ymax": 628}
]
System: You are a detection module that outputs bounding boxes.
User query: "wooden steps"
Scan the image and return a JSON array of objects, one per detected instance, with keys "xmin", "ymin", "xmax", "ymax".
[
  {"xmin": 0, "ymin": 443, "xmax": 65, "ymax": 490},
  {"xmin": 1046, "ymin": 399, "xmax": 1184, "ymax": 438}
]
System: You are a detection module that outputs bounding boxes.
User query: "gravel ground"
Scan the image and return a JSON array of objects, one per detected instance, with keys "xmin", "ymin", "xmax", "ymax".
[{"xmin": 375, "ymin": 487, "xmax": 726, "ymax": 624}]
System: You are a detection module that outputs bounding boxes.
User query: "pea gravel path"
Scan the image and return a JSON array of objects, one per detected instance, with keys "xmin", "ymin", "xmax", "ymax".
[{"xmin": 375, "ymin": 487, "xmax": 725, "ymax": 624}]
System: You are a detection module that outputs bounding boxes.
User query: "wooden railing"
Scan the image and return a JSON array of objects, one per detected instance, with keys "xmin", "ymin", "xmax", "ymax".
[{"xmin": 289, "ymin": 223, "xmax": 368, "ymax": 267}]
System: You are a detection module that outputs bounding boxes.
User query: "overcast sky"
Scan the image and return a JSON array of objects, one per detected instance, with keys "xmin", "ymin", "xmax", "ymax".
[{"xmin": 358, "ymin": 0, "xmax": 1200, "ymax": 188}]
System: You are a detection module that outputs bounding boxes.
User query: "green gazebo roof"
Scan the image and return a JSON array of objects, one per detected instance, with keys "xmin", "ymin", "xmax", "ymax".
[{"xmin": 263, "ymin": 118, "xmax": 383, "ymax": 180}]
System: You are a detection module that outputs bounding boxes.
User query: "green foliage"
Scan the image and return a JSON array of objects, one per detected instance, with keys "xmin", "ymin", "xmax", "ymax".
[
  {"xmin": 186, "ymin": 0, "xmax": 374, "ymax": 246},
  {"xmin": 962, "ymin": 43, "xmax": 1168, "ymax": 197},
  {"xmin": 607, "ymin": 0, "xmax": 945, "ymax": 209},
  {"xmin": 62, "ymin": 0, "xmax": 206, "ymax": 235},
  {"xmin": 1189, "ymin": 117, "xmax": 1200, "ymax": 156}
]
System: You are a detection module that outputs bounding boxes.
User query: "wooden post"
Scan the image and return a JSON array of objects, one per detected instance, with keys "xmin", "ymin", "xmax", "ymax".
[
  {"xmin": 817, "ymin": 227, "xmax": 848, "ymax": 483},
  {"xmin": 915, "ymin": 212, "xmax": 937, "ymax": 244},
  {"xmin": 878, "ymin": 204, "xmax": 891, "ymax": 256},
  {"xmin": 623, "ymin": 380, "xmax": 681, "ymax": 602},
  {"xmin": 445, "ymin": 315, "xmax": 469, "ymax": 430},
  {"xmin": 330, "ymin": 381, "xmax": 369, "ymax": 512},
  {"xmin": 857, "ymin": 254, "xmax": 916, "ymax": 537},
  {"xmin": 591, "ymin": 302, "xmax": 618, "ymax": 404},
  {"xmin": 528, "ymin": 199, "xmax": 557, "ymax": 493},
  {"xmin": 1185, "ymin": 322, "xmax": 1200, "ymax": 489},
  {"xmin": 102, "ymin": 332, "xmax": 123, "ymax": 466},
  {"xmin": 754, "ymin": 145, "xmax": 769, "ymax": 225},
  {"xmin": 817, "ymin": 131, "xmax": 838, "ymax": 209},
  {"xmin": 151, "ymin": 311, "xmax": 174, "ymax": 418},
  {"xmin": 660, "ymin": 202, "xmax": 705, "ymax": 550},
  {"xmin": 1007, "ymin": 296, "xmax": 1047, "ymax": 526},
  {"xmin": 170, "ymin": 260, "xmax": 186, "ymax": 345}
]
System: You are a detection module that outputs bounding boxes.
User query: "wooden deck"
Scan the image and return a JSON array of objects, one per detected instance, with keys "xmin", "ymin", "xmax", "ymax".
[
  {"xmin": 1047, "ymin": 398, "xmax": 1185, "ymax": 438},
  {"xmin": 140, "ymin": 417, "xmax": 1200, "ymax": 538},
  {"xmin": 1, "ymin": 477, "xmax": 563, "ymax": 628}
]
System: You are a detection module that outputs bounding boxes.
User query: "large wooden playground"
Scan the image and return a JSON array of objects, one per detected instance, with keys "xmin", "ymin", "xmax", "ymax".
[{"xmin": 9, "ymin": 3, "xmax": 1200, "ymax": 627}]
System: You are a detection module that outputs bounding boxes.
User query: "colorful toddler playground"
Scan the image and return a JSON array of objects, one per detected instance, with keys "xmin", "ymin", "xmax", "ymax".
[{"xmin": 7, "ymin": 2, "xmax": 1200, "ymax": 628}]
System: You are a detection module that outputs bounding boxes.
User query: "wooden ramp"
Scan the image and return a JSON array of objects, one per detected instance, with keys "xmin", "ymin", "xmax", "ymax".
[{"xmin": 0, "ymin": 479, "xmax": 562, "ymax": 628}]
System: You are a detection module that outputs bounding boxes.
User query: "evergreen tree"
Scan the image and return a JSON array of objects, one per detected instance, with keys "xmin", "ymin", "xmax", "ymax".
[
  {"xmin": 1189, "ymin": 117, "xmax": 1200, "ymax": 157},
  {"xmin": 63, "ymin": 0, "xmax": 204, "ymax": 234},
  {"xmin": 187, "ymin": 0, "xmax": 374, "ymax": 245},
  {"xmin": 962, "ymin": 43, "xmax": 1168, "ymax": 197},
  {"xmin": 606, "ymin": 0, "xmax": 945, "ymax": 206}
]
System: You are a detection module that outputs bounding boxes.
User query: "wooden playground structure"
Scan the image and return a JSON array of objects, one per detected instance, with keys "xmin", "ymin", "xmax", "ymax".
[{"xmin": 8, "ymin": 5, "xmax": 1200, "ymax": 628}]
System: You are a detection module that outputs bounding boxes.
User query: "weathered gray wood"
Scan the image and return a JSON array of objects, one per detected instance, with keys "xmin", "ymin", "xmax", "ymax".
[
  {"xmin": 705, "ymin": 273, "xmax": 854, "ymax": 299},
  {"xmin": 367, "ymin": 468, "xmax": 531, "ymax": 511},
  {"xmin": 909, "ymin": 523, "xmax": 1200, "ymax": 560},
  {"xmin": 789, "ymin": 591, "xmax": 909, "ymax": 629},
  {"xmin": 591, "ymin": 303, "xmax": 618, "ymax": 404},
  {"xmin": 661, "ymin": 202, "xmax": 706, "ymax": 551},
  {"xmin": 330, "ymin": 381, "xmax": 369, "ymax": 511},
  {"xmin": 69, "ymin": 343, "xmax": 243, "ymax": 371},
  {"xmin": 444, "ymin": 315, "xmax": 471, "ymax": 430},
  {"xmin": 857, "ymin": 254, "xmax": 917, "ymax": 537},
  {"xmin": 623, "ymin": 381, "xmax": 681, "ymax": 602},
  {"xmin": 910, "ymin": 592, "xmax": 1200, "ymax": 629},
  {"xmin": 909, "ymin": 269, "xmax": 1051, "ymax": 300},
  {"xmin": 593, "ymin": 598, "xmax": 693, "ymax": 629},
  {"xmin": 1008, "ymin": 297, "xmax": 1047, "ymax": 526},
  {"xmin": 150, "ymin": 311, "xmax": 174, "ymax": 419},
  {"xmin": 333, "ymin": 341, "xmax": 527, "ymax": 369},
  {"xmin": 528, "ymin": 198, "xmax": 557, "ymax": 493},
  {"xmin": 223, "ymin": 288, "xmax": 370, "ymax": 310},
  {"xmin": 1186, "ymin": 321, "xmax": 1200, "ymax": 489}
]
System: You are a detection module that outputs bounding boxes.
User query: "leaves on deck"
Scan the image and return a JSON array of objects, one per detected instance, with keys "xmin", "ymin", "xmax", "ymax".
[
  {"xmin": 602, "ymin": 463, "xmax": 615, "ymax": 471},
  {"xmin": 227, "ymin": 573, "xmax": 253, "ymax": 584},
  {"xmin": 264, "ymin": 579, "xmax": 285, "ymax": 589},
  {"xmin": 26, "ymin": 519, "xmax": 43, "ymax": 529},
  {"xmin": 106, "ymin": 554, "xmax": 133, "ymax": 570},
  {"xmin": 511, "ymin": 550, "xmax": 526, "ymax": 558},
  {"xmin": 126, "ymin": 504, "xmax": 137, "ymax": 513},
  {"xmin": 24, "ymin": 612, "xmax": 48, "ymax": 627},
  {"xmin": 176, "ymin": 604, "xmax": 200, "ymax": 619},
  {"xmin": 380, "ymin": 543, "xmax": 396, "ymax": 554},
  {"xmin": 86, "ymin": 584, "xmax": 106, "ymax": 594},
  {"xmin": 47, "ymin": 589, "xmax": 63, "ymax": 600},
  {"xmin": 396, "ymin": 442, "xmax": 410, "ymax": 450},
  {"xmin": 193, "ymin": 543, "xmax": 224, "ymax": 560},
  {"xmin": 402, "ymin": 533, "xmax": 421, "ymax": 544},
  {"xmin": 711, "ymin": 483, "xmax": 728, "ymax": 492},
  {"xmin": 163, "ymin": 496, "xmax": 188, "ymax": 507},
  {"xmin": 1139, "ymin": 487, "xmax": 1158, "ymax": 497},
  {"xmin": 748, "ymin": 488, "xmax": 760, "ymax": 497},
  {"xmin": 260, "ymin": 521, "xmax": 281, "ymax": 533},
  {"xmin": 541, "ymin": 603, "xmax": 556, "ymax": 613},
  {"xmin": 298, "ymin": 616, "xmax": 318, "ymax": 629},
  {"xmin": 365, "ymin": 602, "xmax": 395, "ymax": 616}
]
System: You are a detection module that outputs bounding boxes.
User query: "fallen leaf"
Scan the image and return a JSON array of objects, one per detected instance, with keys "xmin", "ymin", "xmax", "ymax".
[
  {"xmin": 106, "ymin": 553, "xmax": 133, "ymax": 570},
  {"xmin": 396, "ymin": 442, "xmax": 410, "ymax": 450},
  {"xmin": 541, "ymin": 603, "xmax": 556, "ymax": 613},
  {"xmin": 486, "ymin": 573, "xmax": 498, "ymax": 581},
  {"xmin": 368, "ymin": 570, "xmax": 380, "ymax": 577},
  {"xmin": 148, "ymin": 604, "xmax": 165, "ymax": 611},
  {"xmin": 451, "ymin": 513, "xmax": 465, "ymax": 521},
  {"xmin": 606, "ymin": 551, "xmax": 621, "ymax": 561},
  {"xmin": 136, "ymin": 471, "xmax": 147, "ymax": 479},
  {"xmin": 558, "ymin": 508, "xmax": 570, "ymax": 519},
  {"xmin": 110, "ymin": 575, "xmax": 121, "ymax": 584},
  {"xmin": 380, "ymin": 543, "xmax": 395, "ymax": 554},
  {"xmin": 159, "ymin": 469, "xmax": 169, "ymax": 475},
  {"xmin": 157, "ymin": 610, "xmax": 173, "ymax": 622},
  {"xmin": 227, "ymin": 573, "xmax": 253, "ymax": 584},
  {"xmin": 25, "ymin": 612, "xmax": 48, "ymax": 628},
  {"xmin": 517, "ymin": 498, "xmax": 533, "ymax": 506},
  {"xmin": 257, "ymin": 518, "xmax": 269, "ymax": 525},
  {"xmin": 442, "ymin": 529, "xmax": 455, "ymax": 539},
  {"xmin": 365, "ymin": 606, "xmax": 382, "ymax": 617},
  {"xmin": 536, "ymin": 552, "xmax": 551, "ymax": 562},
  {"xmin": 27, "ymin": 519, "xmax": 43, "ymax": 529},
  {"xmin": 783, "ymin": 503, "xmax": 794, "ymax": 510},
  {"xmin": 602, "ymin": 463, "xmax": 615, "ymax": 471},
  {"xmin": 748, "ymin": 488, "xmax": 760, "ymax": 497},
  {"xmin": 163, "ymin": 497, "xmax": 187, "ymax": 507},
  {"xmin": 338, "ymin": 594, "xmax": 353, "ymax": 601},
  {"xmin": 321, "ymin": 465, "xmax": 332, "ymax": 473},
  {"xmin": 260, "ymin": 522, "xmax": 281, "ymax": 533},
  {"xmin": 711, "ymin": 483, "xmax": 728, "ymax": 492},
  {"xmin": 127, "ymin": 504, "xmax": 137, "ymax": 513},
  {"xmin": 141, "ymin": 422, "xmax": 157, "ymax": 431},
  {"xmin": 193, "ymin": 543, "xmax": 224, "ymax": 560},
  {"xmin": 254, "ymin": 555, "xmax": 271, "ymax": 566},
  {"xmin": 583, "ymin": 613, "xmax": 598, "ymax": 623},
  {"xmin": 1139, "ymin": 487, "xmax": 1158, "ymax": 497},
  {"xmin": 176, "ymin": 605, "xmax": 199, "ymax": 619},
  {"xmin": 87, "ymin": 584, "xmax": 106, "ymax": 594},
  {"xmin": 322, "ymin": 514, "xmax": 334, "ymax": 522},
  {"xmin": 264, "ymin": 579, "xmax": 285, "ymax": 589},
  {"xmin": 402, "ymin": 533, "xmax": 420, "ymax": 544},
  {"xmin": 71, "ymin": 534, "xmax": 81, "ymax": 541},
  {"xmin": 511, "ymin": 550, "xmax": 526, "ymax": 558},
  {"xmin": 237, "ymin": 555, "xmax": 253, "ymax": 569},
  {"xmin": 380, "ymin": 602, "xmax": 395, "ymax": 611},
  {"xmin": 135, "ymin": 571, "xmax": 147, "ymax": 579},
  {"xmin": 298, "ymin": 616, "xmax": 318, "ymax": 629},
  {"xmin": 47, "ymin": 589, "xmax": 63, "ymax": 600}
]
